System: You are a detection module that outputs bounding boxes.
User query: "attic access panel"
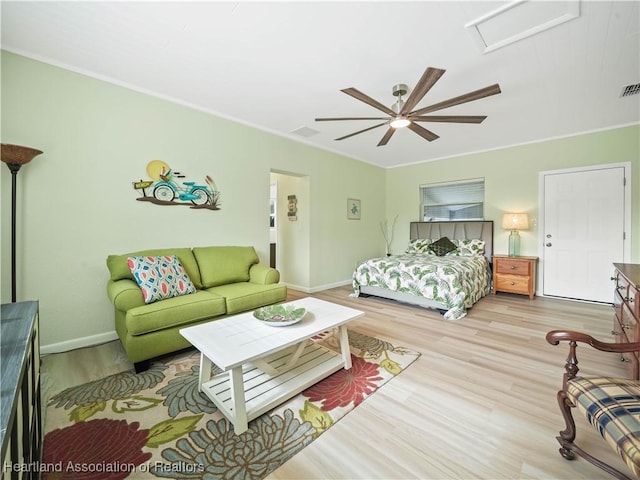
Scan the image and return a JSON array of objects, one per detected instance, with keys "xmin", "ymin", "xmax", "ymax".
[{"xmin": 465, "ymin": 0, "xmax": 580, "ymax": 54}]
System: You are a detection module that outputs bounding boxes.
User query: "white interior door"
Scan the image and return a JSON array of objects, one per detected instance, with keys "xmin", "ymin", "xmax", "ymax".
[{"xmin": 542, "ymin": 166, "xmax": 626, "ymax": 303}]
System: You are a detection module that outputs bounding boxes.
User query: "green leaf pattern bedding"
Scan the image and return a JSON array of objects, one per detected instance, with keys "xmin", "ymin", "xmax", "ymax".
[{"xmin": 352, "ymin": 253, "xmax": 490, "ymax": 320}]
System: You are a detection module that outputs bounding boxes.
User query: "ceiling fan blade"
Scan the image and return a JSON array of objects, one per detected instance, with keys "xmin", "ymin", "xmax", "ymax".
[
  {"xmin": 412, "ymin": 115, "xmax": 487, "ymax": 123},
  {"xmin": 341, "ymin": 88, "xmax": 396, "ymax": 116},
  {"xmin": 410, "ymin": 84, "xmax": 501, "ymax": 116},
  {"xmin": 335, "ymin": 122, "xmax": 389, "ymax": 141},
  {"xmin": 408, "ymin": 123, "xmax": 439, "ymax": 142},
  {"xmin": 315, "ymin": 117, "xmax": 390, "ymax": 121},
  {"xmin": 401, "ymin": 68, "xmax": 446, "ymax": 115},
  {"xmin": 377, "ymin": 128, "xmax": 395, "ymax": 146}
]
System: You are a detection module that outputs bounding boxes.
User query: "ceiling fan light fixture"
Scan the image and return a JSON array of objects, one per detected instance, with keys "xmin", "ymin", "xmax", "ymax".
[
  {"xmin": 317, "ymin": 68, "xmax": 501, "ymax": 145},
  {"xmin": 390, "ymin": 116, "xmax": 411, "ymax": 129}
]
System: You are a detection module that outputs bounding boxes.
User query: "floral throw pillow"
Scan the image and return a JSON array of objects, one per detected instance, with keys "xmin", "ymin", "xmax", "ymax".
[
  {"xmin": 452, "ymin": 239, "xmax": 486, "ymax": 256},
  {"xmin": 427, "ymin": 236, "xmax": 457, "ymax": 257},
  {"xmin": 405, "ymin": 239, "xmax": 432, "ymax": 254},
  {"xmin": 127, "ymin": 255, "xmax": 196, "ymax": 304}
]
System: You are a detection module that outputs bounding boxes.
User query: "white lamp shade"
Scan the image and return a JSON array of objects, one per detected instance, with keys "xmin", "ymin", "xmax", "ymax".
[{"xmin": 502, "ymin": 213, "xmax": 529, "ymax": 230}]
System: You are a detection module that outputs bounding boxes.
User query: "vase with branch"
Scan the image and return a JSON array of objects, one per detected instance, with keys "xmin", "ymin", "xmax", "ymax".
[{"xmin": 380, "ymin": 215, "xmax": 398, "ymax": 256}]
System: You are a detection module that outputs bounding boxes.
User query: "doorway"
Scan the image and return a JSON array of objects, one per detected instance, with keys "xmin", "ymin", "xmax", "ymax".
[
  {"xmin": 270, "ymin": 170, "xmax": 310, "ymax": 290},
  {"xmin": 539, "ymin": 163, "xmax": 631, "ymax": 303},
  {"xmin": 269, "ymin": 182, "xmax": 277, "ymax": 268}
]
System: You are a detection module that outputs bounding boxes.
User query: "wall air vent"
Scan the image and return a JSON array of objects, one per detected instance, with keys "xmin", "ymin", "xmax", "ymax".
[{"xmin": 621, "ymin": 83, "xmax": 640, "ymax": 97}]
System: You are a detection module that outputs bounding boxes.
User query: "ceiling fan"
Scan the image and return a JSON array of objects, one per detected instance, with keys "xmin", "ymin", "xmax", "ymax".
[{"xmin": 315, "ymin": 67, "xmax": 501, "ymax": 146}]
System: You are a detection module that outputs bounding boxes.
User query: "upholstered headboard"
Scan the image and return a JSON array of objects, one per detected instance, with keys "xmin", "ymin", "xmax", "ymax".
[{"xmin": 409, "ymin": 221, "xmax": 494, "ymax": 264}]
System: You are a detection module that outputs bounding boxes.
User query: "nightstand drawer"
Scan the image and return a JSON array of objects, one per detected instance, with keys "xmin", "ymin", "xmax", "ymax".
[
  {"xmin": 496, "ymin": 258, "xmax": 531, "ymax": 275},
  {"xmin": 492, "ymin": 255, "xmax": 538, "ymax": 299},
  {"xmin": 495, "ymin": 274, "xmax": 530, "ymax": 295}
]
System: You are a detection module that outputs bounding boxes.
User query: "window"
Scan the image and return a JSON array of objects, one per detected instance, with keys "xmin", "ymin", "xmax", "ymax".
[{"xmin": 420, "ymin": 178, "xmax": 484, "ymax": 221}]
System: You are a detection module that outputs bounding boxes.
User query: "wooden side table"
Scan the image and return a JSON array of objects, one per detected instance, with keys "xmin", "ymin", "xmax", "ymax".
[{"xmin": 492, "ymin": 255, "xmax": 538, "ymax": 299}]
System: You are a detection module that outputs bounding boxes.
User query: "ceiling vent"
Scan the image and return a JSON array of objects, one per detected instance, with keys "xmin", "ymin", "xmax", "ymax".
[
  {"xmin": 291, "ymin": 126, "xmax": 320, "ymax": 138},
  {"xmin": 621, "ymin": 83, "xmax": 640, "ymax": 97}
]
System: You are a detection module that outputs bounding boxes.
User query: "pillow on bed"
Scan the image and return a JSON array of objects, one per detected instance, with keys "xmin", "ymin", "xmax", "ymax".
[
  {"xmin": 405, "ymin": 238, "xmax": 432, "ymax": 254},
  {"xmin": 428, "ymin": 236, "xmax": 457, "ymax": 256},
  {"xmin": 452, "ymin": 239, "xmax": 486, "ymax": 256}
]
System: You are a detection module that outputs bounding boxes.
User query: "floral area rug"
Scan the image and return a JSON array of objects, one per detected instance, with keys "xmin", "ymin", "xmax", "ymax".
[{"xmin": 42, "ymin": 330, "xmax": 420, "ymax": 479}]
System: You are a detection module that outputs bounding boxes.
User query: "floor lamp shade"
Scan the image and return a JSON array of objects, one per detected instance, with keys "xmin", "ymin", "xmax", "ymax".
[
  {"xmin": 502, "ymin": 213, "xmax": 529, "ymax": 257},
  {"xmin": 1, "ymin": 143, "xmax": 43, "ymax": 302}
]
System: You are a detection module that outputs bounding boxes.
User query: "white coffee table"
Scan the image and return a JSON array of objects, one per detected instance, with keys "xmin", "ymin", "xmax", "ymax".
[{"xmin": 179, "ymin": 297, "xmax": 364, "ymax": 434}]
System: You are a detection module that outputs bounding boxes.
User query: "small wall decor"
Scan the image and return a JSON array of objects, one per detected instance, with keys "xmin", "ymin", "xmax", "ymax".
[
  {"xmin": 287, "ymin": 195, "xmax": 297, "ymax": 221},
  {"xmin": 132, "ymin": 160, "xmax": 220, "ymax": 210},
  {"xmin": 347, "ymin": 198, "xmax": 361, "ymax": 220}
]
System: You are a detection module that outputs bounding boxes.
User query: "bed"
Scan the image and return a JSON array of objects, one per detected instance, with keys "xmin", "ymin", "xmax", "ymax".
[{"xmin": 352, "ymin": 221, "xmax": 494, "ymax": 320}]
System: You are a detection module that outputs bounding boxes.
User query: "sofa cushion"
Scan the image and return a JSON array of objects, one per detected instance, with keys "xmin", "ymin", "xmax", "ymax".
[
  {"xmin": 193, "ymin": 246, "xmax": 259, "ymax": 288},
  {"xmin": 107, "ymin": 248, "xmax": 203, "ymax": 289},
  {"xmin": 206, "ymin": 282, "xmax": 287, "ymax": 314},
  {"xmin": 126, "ymin": 290, "xmax": 226, "ymax": 336},
  {"xmin": 567, "ymin": 376, "xmax": 640, "ymax": 477},
  {"xmin": 128, "ymin": 255, "xmax": 196, "ymax": 304}
]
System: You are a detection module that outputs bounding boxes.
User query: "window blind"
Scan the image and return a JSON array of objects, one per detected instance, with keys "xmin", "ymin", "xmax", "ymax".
[{"xmin": 420, "ymin": 178, "xmax": 485, "ymax": 221}]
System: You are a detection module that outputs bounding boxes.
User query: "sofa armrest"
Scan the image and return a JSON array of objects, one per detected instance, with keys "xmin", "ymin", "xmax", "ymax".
[
  {"xmin": 107, "ymin": 279, "xmax": 145, "ymax": 311},
  {"xmin": 249, "ymin": 264, "xmax": 280, "ymax": 285}
]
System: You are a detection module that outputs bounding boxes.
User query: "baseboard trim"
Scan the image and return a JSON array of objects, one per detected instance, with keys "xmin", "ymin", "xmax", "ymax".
[
  {"xmin": 284, "ymin": 279, "xmax": 352, "ymax": 294},
  {"xmin": 41, "ymin": 331, "xmax": 119, "ymax": 355}
]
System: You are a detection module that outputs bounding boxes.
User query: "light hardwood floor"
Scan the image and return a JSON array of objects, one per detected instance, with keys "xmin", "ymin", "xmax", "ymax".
[{"xmin": 41, "ymin": 287, "xmax": 631, "ymax": 479}]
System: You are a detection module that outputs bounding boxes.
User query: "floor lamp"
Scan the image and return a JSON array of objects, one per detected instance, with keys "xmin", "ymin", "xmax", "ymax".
[{"xmin": 1, "ymin": 143, "xmax": 43, "ymax": 303}]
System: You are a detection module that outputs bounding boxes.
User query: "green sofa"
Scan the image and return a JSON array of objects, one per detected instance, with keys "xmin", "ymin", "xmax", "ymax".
[{"xmin": 106, "ymin": 246, "xmax": 287, "ymax": 372}]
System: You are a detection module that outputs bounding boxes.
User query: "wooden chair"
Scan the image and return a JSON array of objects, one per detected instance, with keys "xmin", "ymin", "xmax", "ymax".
[{"xmin": 546, "ymin": 330, "xmax": 640, "ymax": 480}]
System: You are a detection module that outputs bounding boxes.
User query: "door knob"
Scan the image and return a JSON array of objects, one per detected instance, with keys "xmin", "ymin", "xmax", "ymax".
[
  {"xmin": 545, "ymin": 242, "xmax": 552, "ymax": 247},
  {"xmin": 546, "ymin": 234, "xmax": 552, "ymax": 238}
]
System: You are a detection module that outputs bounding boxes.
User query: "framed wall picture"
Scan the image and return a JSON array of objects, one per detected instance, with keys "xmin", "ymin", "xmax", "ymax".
[
  {"xmin": 347, "ymin": 198, "xmax": 361, "ymax": 220},
  {"xmin": 287, "ymin": 195, "xmax": 297, "ymax": 221}
]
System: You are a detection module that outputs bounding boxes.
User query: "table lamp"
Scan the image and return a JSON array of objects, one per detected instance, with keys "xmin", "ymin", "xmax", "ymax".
[
  {"xmin": 502, "ymin": 212, "xmax": 529, "ymax": 257},
  {"xmin": 1, "ymin": 143, "xmax": 43, "ymax": 302}
]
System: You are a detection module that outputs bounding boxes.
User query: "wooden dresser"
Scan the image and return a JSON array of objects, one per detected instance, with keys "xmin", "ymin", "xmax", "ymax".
[
  {"xmin": 1, "ymin": 301, "xmax": 42, "ymax": 480},
  {"xmin": 492, "ymin": 255, "xmax": 538, "ymax": 300},
  {"xmin": 612, "ymin": 263, "xmax": 640, "ymax": 379}
]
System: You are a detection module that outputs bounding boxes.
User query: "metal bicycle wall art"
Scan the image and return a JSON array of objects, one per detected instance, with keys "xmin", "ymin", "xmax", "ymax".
[{"xmin": 133, "ymin": 160, "xmax": 220, "ymax": 211}]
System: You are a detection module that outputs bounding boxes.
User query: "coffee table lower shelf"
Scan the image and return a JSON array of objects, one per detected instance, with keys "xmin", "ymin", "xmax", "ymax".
[{"xmin": 199, "ymin": 342, "xmax": 347, "ymax": 434}]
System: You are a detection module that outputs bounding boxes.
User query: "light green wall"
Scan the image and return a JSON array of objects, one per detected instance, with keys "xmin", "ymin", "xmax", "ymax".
[
  {"xmin": 386, "ymin": 126, "xmax": 639, "ymax": 260},
  {"xmin": 2, "ymin": 51, "xmax": 638, "ymax": 352},
  {"xmin": 0, "ymin": 51, "xmax": 386, "ymax": 351}
]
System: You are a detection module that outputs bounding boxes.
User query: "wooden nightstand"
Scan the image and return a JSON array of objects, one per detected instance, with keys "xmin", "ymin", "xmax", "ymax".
[{"xmin": 492, "ymin": 255, "xmax": 538, "ymax": 299}]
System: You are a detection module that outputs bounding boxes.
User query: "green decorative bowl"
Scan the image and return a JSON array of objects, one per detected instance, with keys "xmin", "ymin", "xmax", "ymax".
[{"xmin": 253, "ymin": 305, "xmax": 306, "ymax": 326}]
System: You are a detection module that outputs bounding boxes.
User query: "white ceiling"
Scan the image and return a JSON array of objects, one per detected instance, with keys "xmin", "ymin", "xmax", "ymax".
[{"xmin": 2, "ymin": 1, "xmax": 639, "ymax": 168}]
